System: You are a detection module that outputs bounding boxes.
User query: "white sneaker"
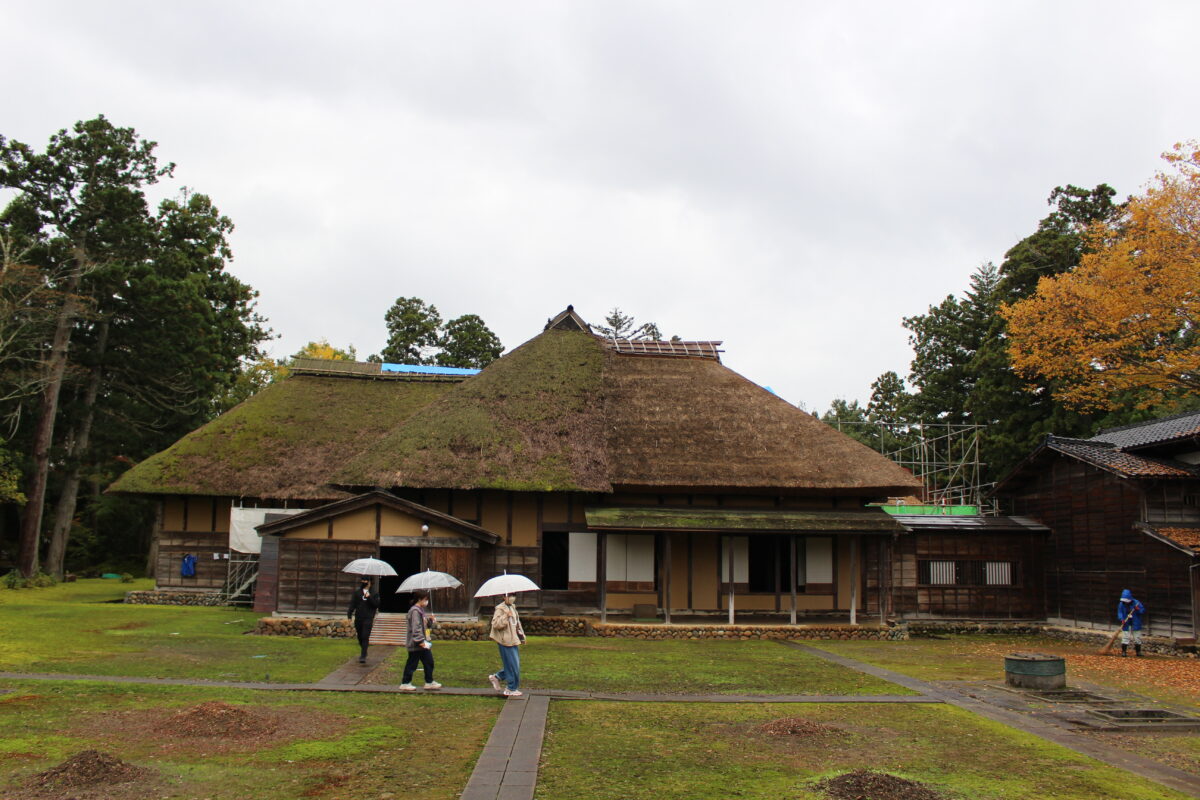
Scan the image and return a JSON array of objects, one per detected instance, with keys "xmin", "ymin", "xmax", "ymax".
[
  {"xmin": 424, "ymin": 681, "xmax": 442, "ymax": 690},
  {"xmin": 399, "ymin": 683, "xmax": 416, "ymax": 692},
  {"xmin": 503, "ymin": 689, "xmax": 523, "ymax": 697},
  {"xmin": 488, "ymin": 674, "xmax": 502, "ymax": 691}
]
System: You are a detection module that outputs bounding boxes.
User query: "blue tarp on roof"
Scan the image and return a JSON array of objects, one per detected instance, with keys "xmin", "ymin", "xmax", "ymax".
[{"xmin": 380, "ymin": 363, "xmax": 480, "ymax": 376}]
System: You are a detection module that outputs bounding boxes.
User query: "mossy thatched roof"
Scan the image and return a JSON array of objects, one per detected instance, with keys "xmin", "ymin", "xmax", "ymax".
[
  {"xmin": 114, "ymin": 322, "xmax": 920, "ymax": 499},
  {"xmin": 108, "ymin": 374, "xmax": 458, "ymax": 499},
  {"xmin": 334, "ymin": 329, "xmax": 610, "ymax": 491}
]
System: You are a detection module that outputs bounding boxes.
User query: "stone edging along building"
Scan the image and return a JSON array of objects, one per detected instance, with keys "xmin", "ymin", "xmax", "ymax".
[{"xmin": 110, "ymin": 306, "xmax": 1197, "ymax": 637}]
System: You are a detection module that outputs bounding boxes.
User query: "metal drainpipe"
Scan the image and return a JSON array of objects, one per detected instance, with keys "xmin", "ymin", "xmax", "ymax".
[{"xmin": 1189, "ymin": 561, "xmax": 1200, "ymax": 639}]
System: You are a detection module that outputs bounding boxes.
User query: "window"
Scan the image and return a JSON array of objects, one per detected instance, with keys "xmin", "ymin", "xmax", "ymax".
[
  {"xmin": 722, "ymin": 535, "xmax": 834, "ymax": 593},
  {"xmin": 918, "ymin": 559, "xmax": 1018, "ymax": 587}
]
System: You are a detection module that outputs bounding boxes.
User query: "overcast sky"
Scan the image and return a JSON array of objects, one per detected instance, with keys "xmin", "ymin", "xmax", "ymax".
[{"xmin": 4, "ymin": 2, "xmax": 1198, "ymax": 411}]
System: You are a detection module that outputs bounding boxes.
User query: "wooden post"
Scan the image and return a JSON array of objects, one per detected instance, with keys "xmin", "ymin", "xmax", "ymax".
[
  {"xmin": 664, "ymin": 533, "xmax": 673, "ymax": 625},
  {"xmin": 849, "ymin": 535, "xmax": 858, "ymax": 626},
  {"xmin": 789, "ymin": 535, "xmax": 797, "ymax": 626},
  {"xmin": 727, "ymin": 535, "xmax": 736, "ymax": 626},
  {"xmin": 598, "ymin": 532, "xmax": 608, "ymax": 624}
]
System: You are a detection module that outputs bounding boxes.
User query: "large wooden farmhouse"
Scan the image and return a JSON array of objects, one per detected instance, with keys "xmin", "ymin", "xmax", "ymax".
[
  {"xmin": 112, "ymin": 307, "xmax": 1057, "ymax": 624},
  {"xmin": 993, "ymin": 412, "xmax": 1200, "ymax": 639}
]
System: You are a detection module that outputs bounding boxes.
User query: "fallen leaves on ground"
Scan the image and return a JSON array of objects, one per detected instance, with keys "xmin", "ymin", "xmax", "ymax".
[
  {"xmin": 813, "ymin": 769, "xmax": 948, "ymax": 800},
  {"xmin": 964, "ymin": 641, "xmax": 1200, "ymax": 701}
]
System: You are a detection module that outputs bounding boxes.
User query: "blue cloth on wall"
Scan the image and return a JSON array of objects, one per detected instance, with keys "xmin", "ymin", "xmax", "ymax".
[{"xmin": 181, "ymin": 553, "xmax": 197, "ymax": 577}]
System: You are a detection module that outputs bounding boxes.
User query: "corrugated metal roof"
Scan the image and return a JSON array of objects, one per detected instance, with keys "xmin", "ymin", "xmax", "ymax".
[{"xmin": 890, "ymin": 515, "xmax": 1050, "ymax": 533}]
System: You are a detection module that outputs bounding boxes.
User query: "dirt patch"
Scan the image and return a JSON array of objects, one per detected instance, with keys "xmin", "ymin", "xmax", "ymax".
[
  {"xmin": 159, "ymin": 700, "xmax": 278, "ymax": 737},
  {"xmin": 84, "ymin": 621, "xmax": 148, "ymax": 633},
  {"xmin": 1078, "ymin": 730, "xmax": 1200, "ymax": 777},
  {"xmin": 11, "ymin": 749, "xmax": 158, "ymax": 799},
  {"xmin": 72, "ymin": 700, "xmax": 347, "ymax": 755},
  {"xmin": 757, "ymin": 716, "xmax": 847, "ymax": 738},
  {"xmin": 814, "ymin": 769, "xmax": 948, "ymax": 800}
]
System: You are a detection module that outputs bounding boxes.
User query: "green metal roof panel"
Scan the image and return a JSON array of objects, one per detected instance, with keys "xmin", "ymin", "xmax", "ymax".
[{"xmin": 584, "ymin": 506, "xmax": 902, "ymax": 533}]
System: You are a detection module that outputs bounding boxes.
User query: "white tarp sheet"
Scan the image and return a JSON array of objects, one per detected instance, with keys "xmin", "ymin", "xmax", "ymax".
[{"xmin": 229, "ymin": 506, "xmax": 306, "ymax": 554}]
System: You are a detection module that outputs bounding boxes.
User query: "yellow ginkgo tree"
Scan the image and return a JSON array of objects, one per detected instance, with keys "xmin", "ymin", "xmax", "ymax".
[{"xmin": 1003, "ymin": 142, "xmax": 1200, "ymax": 410}]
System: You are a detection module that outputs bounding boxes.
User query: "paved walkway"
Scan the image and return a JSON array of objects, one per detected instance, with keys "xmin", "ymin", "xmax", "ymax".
[{"xmin": 460, "ymin": 694, "xmax": 549, "ymax": 800}]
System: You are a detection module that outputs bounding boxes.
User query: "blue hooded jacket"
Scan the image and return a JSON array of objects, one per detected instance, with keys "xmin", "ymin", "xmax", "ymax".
[{"xmin": 1117, "ymin": 589, "xmax": 1145, "ymax": 631}]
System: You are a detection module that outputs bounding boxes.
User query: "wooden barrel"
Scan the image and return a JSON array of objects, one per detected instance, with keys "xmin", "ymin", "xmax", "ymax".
[{"xmin": 1004, "ymin": 652, "xmax": 1066, "ymax": 689}]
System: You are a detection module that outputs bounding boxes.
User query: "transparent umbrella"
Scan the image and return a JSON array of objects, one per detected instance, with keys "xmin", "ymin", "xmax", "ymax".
[
  {"xmin": 473, "ymin": 571, "xmax": 540, "ymax": 598},
  {"xmin": 396, "ymin": 569, "xmax": 463, "ymax": 592},
  {"xmin": 341, "ymin": 557, "xmax": 398, "ymax": 577}
]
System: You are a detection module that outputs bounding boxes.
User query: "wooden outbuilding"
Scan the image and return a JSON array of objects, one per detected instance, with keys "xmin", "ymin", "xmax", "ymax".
[{"xmin": 993, "ymin": 412, "xmax": 1200, "ymax": 638}]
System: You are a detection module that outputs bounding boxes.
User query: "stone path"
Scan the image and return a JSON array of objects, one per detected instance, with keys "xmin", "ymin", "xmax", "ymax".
[{"xmin": 460, "ymin": 694, "xmax": 549, "ymax": 800}]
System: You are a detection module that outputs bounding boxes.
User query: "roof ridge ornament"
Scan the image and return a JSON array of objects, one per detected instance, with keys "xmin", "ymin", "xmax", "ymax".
[{"xmin": 545, "ymin": 305, "xmax": 591, "ymax": 332}]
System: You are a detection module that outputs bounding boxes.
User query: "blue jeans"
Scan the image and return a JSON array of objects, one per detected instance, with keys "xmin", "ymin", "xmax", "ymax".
[{"xmin": 495, "ymin": 644, "xmax": 520, "ymax": 691}]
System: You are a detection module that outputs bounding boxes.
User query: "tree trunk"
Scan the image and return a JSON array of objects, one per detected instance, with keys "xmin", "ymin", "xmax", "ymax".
[
  {"xmin": 17, "ymin": 269, "xmax": 81, "ymax": 577},
  {"xmin": 45, "ymin": 320, "xmax": 108, "ymax": 579}
]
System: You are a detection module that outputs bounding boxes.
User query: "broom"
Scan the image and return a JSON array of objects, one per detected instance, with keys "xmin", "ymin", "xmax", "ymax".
[{"xmin": 1099, "ymin": 606, "xmax": 1137, "ymax": 655}]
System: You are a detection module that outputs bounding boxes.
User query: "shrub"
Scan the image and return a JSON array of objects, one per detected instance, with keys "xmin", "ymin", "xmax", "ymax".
[
  {"xmin": 25, "ymin": 571, "xmax": 57, "ymax": 589},
  {"xmin": 120, "ymin": 573, "xmax": 134, "ymax": 583},
  {"xmin": 1, "ymin": 570, "xmax": 22, "ymax": 589}
]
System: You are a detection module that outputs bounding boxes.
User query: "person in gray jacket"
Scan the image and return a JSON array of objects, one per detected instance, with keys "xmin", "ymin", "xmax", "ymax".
[{"xmin": 399, "ymin": 590, "xmax": 441, "ymax": 691}]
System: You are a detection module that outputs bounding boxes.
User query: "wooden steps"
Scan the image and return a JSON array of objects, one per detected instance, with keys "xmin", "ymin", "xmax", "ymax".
[{"xmin": 369, "ymin": 613, "xmax": 408, "ymax": 646}]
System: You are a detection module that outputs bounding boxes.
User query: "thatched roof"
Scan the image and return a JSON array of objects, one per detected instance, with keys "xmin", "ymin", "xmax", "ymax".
[
  {"xmin": 335, "ymin": 324, "xmax": 918, "ymax": 495},
  {"xmin": 108, "ymin": 374, "xmax": 459, "ymax": 499},
  {"xmin": 601, "ymin": 352, "xmax": 918, "ymax": 493},
  {"xmin": 115, "ymin": 313, "xmax": 921, "ymax": 499},
  {"xmin": 335, "ymin": 329, "xmax": 611, "ymax": 491}
]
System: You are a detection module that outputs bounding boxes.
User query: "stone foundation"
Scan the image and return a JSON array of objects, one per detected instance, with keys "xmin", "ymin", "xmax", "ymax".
[
  {"xmin": 255, "ymin": 617, "xmax": 356, "ymax": 637},
  {"xmin": 251, "ymin": 615, "xmax": 903, "ymax": 641},
  {"xmin": 124, "ymin": 590, "xmax": 229, "ymax": 607}
]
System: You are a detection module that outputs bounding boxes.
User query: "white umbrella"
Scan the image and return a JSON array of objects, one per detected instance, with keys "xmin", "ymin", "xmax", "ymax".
[
  {"xmin": 342, "ymin": 557, "xmax": 398, "ymax": 577},
  {"xmin": 473, "ymin": 571, "xmax": 540, "ymax": 598},
  {"xmin": 396, "ymin": 569, "xmax": 463, "ymax": 592}
]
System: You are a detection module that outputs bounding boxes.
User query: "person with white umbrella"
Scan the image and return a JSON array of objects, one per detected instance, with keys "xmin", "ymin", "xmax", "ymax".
[
  {"xmin": 343, "ymin": 558, "xmax": 395, "ymax": 665},
  {"xmin": 476, "ymin": 573, "xmax": 539, "ymax": 698},
  {"xmin": 399, "ymin": 589, "xmax": 441, "ymax": 691}
]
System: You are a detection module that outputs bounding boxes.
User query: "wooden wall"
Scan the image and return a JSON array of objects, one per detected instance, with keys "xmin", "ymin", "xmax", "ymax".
[
  {"xmin": 1008, "ymin": 458, "xmax": 1195, "ymax": 637},
  {"xmin": 871, "ymin": 532, "xmax": 1042, "ymax": 619},
  {"xmin": 156, "ymin": 496, "xmax": 233, "ymax": 591},
  {"xmin": 275, "ymin": 538, "xmax": 377, "ymax": 614}
]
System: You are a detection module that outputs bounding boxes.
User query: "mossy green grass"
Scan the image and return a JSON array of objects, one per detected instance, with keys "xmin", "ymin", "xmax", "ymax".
[
  {"xmin": 377, "ymin": 636, "xmax": 915, "ymax": 695},
  {"xmin": 0, "ymin": 679, "xmax": 497, "ymax": 799},
  {"xmin": 537, "ymin": 701, "xmax": 1193, "ymax": 800},
  {"xmin": 0, "ymin": 579, "xmax": 350, "ymax": 682}
]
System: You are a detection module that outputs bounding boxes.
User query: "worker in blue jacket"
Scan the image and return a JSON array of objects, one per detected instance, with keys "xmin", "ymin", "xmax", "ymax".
[{"xmin": 1117, "ymin": 589, "xmax": 1146, "ymax": 657}]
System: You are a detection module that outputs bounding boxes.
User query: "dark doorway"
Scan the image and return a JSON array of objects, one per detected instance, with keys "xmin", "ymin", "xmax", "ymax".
[
  {"xmin": 379, "ymin": 546, "xmax": 421, "ymax": 613},
  {"xmin": 542, "ymin": 532, "xmax": 568, "ymax": 590}
]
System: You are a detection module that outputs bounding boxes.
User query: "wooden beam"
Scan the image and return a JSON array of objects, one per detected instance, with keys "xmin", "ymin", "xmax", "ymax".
[
  {"xmin": 727, "ymin": 535, "xmax": 736, "ymax": 626},
  {"xmin": 598, "ymin": 532, "xmax": 608, "ymax": 624},
  {"xmin": 664, "ymin": 533, "xmax": 672, "ymax": 625},
  {"xmin": 849, "ymin": 535, "xmax": 858, "ymax": 626},
  {"xmin": 379, "ymin": 536, "xmax": 479, "ymax": 549},
  {"xmin": 790, "ymin": 534, "xmax": 797, "ymax": 625}
]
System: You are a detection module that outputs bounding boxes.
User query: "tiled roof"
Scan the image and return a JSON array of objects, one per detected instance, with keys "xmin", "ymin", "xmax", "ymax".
[
  {"xmin": 1150, "ymin": 526, "xmax": 1200, "ymax": 553},
  {"xmin": 1046, "ymin": 436, "xmax": 1197, "ymax": 479},
  {"xmin": 1090, "ymin": 410, "xmax": 1200, "ymax": 450}
]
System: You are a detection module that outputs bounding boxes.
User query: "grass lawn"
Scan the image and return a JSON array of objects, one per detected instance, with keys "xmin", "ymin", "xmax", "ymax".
[
  {"xmin": 0, "ymin": 679, "xmax": 498, "ymax": 799},
  {"xmin": 809, "ymin": 635, "xmax": 1200, "ymax": 707},
  {"xmin": 537, "ymin": 701, "xmax": 1195, "ymax": 800},
  {"xmin": 373, "ymin": 637, "xmax": 914, "ymax": 695},
  {"xmin": 0, "ymin": 579, "xmax": 352, "ymax": 683}
]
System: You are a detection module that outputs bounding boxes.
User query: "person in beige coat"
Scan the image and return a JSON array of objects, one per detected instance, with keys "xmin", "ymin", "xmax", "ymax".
[{"xmin": 487, "ymin": 594, "xmax": 526, "ymax": 697}]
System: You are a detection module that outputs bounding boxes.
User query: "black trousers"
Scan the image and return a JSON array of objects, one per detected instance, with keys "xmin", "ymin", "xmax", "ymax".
[
  {"xmin": 402, "ymin": 648, "xmax": 435, "ymax": 684},
  {"xmin": 355, "ymin": 618, "xmax": 374, "ymax": 657}
]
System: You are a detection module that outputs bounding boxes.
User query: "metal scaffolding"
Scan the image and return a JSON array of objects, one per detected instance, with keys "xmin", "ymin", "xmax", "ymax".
[{"xmin": 831, "ymin": 420, "xmax": 996, "ymax": 512}]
